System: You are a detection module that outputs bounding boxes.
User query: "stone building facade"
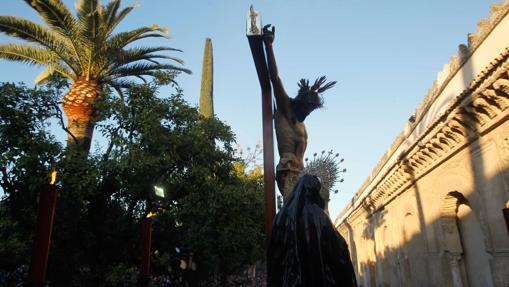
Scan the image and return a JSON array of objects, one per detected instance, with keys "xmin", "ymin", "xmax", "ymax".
[{"xmin": 335, "ymin": 2, "xmax": 509, "ymax": 286}]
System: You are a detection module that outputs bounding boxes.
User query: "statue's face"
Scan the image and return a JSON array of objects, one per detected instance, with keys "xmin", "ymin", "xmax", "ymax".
[
  {"xmin": 294, "ymin": 93, "xmax": 321, "ymax": 121},
  {"xmin": 301, "ymin": 102, "xmax": 317, "ymax": 116},
  {"xmin": 294, "ymin": 101, "xmax": 318, "ymax": 122}
]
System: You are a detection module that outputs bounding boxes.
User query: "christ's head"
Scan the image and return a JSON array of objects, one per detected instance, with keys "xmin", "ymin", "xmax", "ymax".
[{"xmin": 292, "ymin": 76, "xmax": 336, "ymax": 122}]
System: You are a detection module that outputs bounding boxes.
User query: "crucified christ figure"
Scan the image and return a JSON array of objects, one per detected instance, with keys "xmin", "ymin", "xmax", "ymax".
[{"xmin": 263, "ymin": 24, "xmax": 336, "ymax": 199}]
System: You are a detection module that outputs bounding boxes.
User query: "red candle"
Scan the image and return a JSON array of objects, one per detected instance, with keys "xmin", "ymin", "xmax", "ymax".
[
  {"xmin": 140, "ymin": 213, "xmax": 154, "ymax": 282},
  {"xmin": 28, "ymin": 182, "xmax": 58, "ymax": 284}
]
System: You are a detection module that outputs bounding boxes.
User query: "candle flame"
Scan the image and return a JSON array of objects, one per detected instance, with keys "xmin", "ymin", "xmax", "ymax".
[
  {"xmin": 506, "ymin": 200, "xmax": 509, "ymax": 209},
  {"xmin": 146, "ymin": 212, "xmax": 156, "ymax": 218},
  {"xmin": 50, "ymin": 170, "xmax": 57, "ymax": 185}
]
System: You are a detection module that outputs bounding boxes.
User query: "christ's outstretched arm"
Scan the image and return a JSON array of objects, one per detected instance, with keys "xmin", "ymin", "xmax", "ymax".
[{"xmin": 263, "ymin": 24, "xmax": 290, "ymax": 116}]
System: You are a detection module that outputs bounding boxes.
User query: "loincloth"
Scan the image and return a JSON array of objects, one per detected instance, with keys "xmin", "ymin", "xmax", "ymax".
[
  {"xmin": 276, "ymin": 152, "xmax": 303, "ymax": 173},
  {"xmin": 276, "ymin": 153, "xmax": 303, "ymax": 199}
]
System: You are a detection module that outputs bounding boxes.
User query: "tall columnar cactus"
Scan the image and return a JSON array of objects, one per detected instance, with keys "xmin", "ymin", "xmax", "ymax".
[{"xmin": 199, "ymin": 38, "xmax": 214, "ymax": 117}]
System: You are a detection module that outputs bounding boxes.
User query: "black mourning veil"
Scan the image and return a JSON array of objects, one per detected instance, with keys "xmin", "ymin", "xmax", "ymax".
[{"xmin": 267, "ymin": 175, "xmax": 357, "ymax": 287}]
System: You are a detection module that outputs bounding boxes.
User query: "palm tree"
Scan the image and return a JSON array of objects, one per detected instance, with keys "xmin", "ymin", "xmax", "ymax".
[{"xmin": 0, "ymin": 0, "xmax": 190, "ymax": 153}]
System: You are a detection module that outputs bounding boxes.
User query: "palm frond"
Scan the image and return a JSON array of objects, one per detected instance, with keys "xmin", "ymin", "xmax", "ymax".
[
  {"xmin": 75, "ymin": 0, "xmax": 102, "ymax": 79},
  {"xmin": 23, "ymin": 0, "xmax": 78, "ymax": 37},
  {"xmin": 103, "ymin": 2, "xmax": 137, "ymax": 36},
  {"xmin": 35, "ymin": 67, "xmax": 55, "ymax": 84},
  {"xmin": 0, "ymin": 16, "xmax": 60, "ymax": 48},
  {"xmin": 0, "ymin": 44, "xmax": 75, "ymax": 80},
  {"xmin": 109, "ymin": 79, "xmax": 135, "ymax": 89},
  {"xmin": 97, "ymin": 47, "xmax": 184, "ymax": 76},
  {"xmin": 96, "ymin": 27, "xmax": 175, "ymax": 78},
  {"xmin": 24, "ymin": 0, "xmax": 85, "ymax": 68},
  {"xmin": 6, "ymin": 0, "xmax": 189, "ymax": 88},
  {"xmin": 109, "ymin": 47, "xmax": 184, "ymax": 68},
  {"xmin": 0, "ymin": 16, "xmax": 80, "ymax": 73},
  {"xmin": 100, "ymin": 0, "xmax": 121, "ymax": 38},
  {"xmin": 76, "ymin": 0, "xmax": 100, "ymax": 43},
  {"xmin": 133, "ymin": 75, "xmax": 147, "ymax": 83},
  {"xmin": 104, "ymin": 26, "xmax": 170, "ymax": 51},
  {"xmin": 121, "ymin": 47, "xmax": 184, "ymax": 64},
  {"xmin": 108, "ymin": 78, "xmax": 136, "ymax": 97},
  {"xmin": 109, "ymin": 63, "xmax": 191, "ymax": 79},
  {"xmin": 113, "ymin": 54, "xmax": 184, "ymax": 72},
  {"xmin": 0, "ymin": 43, "xmax": 56, "ymax": 65}
]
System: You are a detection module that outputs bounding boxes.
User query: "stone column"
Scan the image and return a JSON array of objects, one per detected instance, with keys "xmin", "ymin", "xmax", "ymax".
[{"xmin": 448, "ymin": 253, "xmax": 464, "ymax": 287}]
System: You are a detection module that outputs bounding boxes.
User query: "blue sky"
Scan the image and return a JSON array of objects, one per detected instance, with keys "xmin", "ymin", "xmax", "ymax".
[{"xmin": 0, "ymin": 0, "xmax": 493, "ymax": 219}]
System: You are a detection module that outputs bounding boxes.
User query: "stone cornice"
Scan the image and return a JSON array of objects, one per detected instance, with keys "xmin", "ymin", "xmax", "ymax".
[
  {"xmin": 381, "ymin": 59, "xmax": 508, "ymax": 203},
  {"xmin": 349, "ymin": 1, "xmax": 509, "ymax": 202},
  {"xmin": 337, "ymin": 47, "xmax": 509, "ymax": 226},
  {"xmin": 336, "ymin": 2, "xmax": 509, "ymax": 225},
  {"xmin": 412, "ymin": 0, "xmax": 509, "ymax": 137}
]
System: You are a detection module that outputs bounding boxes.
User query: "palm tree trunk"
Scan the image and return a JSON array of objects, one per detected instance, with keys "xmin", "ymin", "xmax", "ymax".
[{"xmin": 62, "ymin": 78, "xmax": 100, "ymax": 153}]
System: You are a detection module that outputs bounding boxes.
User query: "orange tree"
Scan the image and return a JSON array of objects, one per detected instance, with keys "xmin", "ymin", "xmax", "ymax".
[
  {"xmin": 96, "ymin": 81, "xmax": 265, "ymax": 286},
  {"xmin": 0, "ymin": 0, "xmax": 189, "ymax": 153},
  {"xmin": 0, "ymin": 79, "xmax": 265, "ymax": 286}
]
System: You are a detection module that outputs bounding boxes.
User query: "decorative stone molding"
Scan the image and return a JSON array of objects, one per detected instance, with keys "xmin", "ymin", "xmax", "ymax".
[
  {"xmin": 369, "ymin": 52, "xmax": 509, "ymax": 209},
  {"xmin": 347, "ymin": 1, "xmax": 509, "ymax": 200},
  {"xmin": 337, "ymin": 46, "xmax": 509, "ymax": 224},
  {"xmin": 411, "ymin": 0, "xmax": 509, "ymax": 130}
]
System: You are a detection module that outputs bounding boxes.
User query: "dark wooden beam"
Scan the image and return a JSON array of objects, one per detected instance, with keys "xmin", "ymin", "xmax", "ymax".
[{"xmin": 247, "ymin": 35, "xmax": 276, "ymax": 242}]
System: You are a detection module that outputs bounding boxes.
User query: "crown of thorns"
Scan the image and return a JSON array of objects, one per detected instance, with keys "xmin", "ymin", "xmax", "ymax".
[{"xmin": 297, "ymin": 76, "xmax": 337, "ymax": 96}]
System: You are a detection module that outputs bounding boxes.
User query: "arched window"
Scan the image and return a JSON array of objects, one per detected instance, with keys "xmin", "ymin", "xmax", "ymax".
[{"xmin": 440, "ymin": 191, "xmax": 494, "ymax": 287}]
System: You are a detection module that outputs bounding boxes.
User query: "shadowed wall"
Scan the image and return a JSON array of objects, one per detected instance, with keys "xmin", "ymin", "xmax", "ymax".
[{"xmin": 336, "ymin": 2, "xmax": 509, "ymax": 286}]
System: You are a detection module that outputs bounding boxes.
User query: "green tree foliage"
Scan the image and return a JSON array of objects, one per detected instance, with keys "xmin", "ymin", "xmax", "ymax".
[
  {"xmin": 0, "ymin": 81, "xmax": 62, "ymax": 273},
  {"xmin": 0, "ymin": 80, "xmax": 264, "ymax": 286}
]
